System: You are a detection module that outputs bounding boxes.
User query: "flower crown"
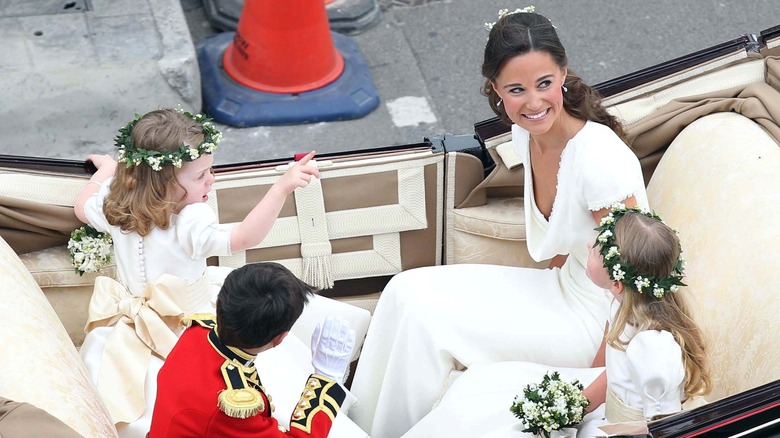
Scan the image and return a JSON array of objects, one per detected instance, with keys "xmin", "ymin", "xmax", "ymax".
[
  {"xmin": 115, "ymin": 108, "xmax": 222, "ymax": 171},
  {"xmin": 484, "ymin": 6, "xmax": 535, "ymax": 31},
  {"xmin": 595, "ymin": 204, "xmax": 686, "ymax": 298}
]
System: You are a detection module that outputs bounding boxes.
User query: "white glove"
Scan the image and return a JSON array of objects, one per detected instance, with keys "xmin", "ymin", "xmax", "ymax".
[{"xmin": 311, "ymin": 316, "xmax": 356, "ymax": 383}]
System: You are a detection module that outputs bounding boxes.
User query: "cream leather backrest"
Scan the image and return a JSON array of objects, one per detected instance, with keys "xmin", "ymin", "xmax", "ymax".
[
  {"xmin": 209, "ymin": 150, "xmax": 444, "ymax": 288},
  {"xmin": 646, "ymin": 112, "xmax": 780, "ymax": 402},
  {"xmin": 0, "ymin": 236, "xmax": 117, "ymax": 437}
]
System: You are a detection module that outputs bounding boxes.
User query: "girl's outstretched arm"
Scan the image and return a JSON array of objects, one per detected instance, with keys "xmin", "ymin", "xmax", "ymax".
[
  {"xmin": 230, "ymin": 151, "xmax": 320, "ymax": 253},
  {"xmin": 583, "ymin": 322, "xmax": 608, "ymax": 413},
  {"xmin": 583, "ymin": 370, "xmax": 607, "ymax": 414},
  {"xmin": 74, "ymin": 154, "xmax": 117, "ymax": 223}
]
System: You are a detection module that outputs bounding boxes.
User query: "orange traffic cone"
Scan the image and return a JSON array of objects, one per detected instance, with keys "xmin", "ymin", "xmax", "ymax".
[
  {"xmin": 223, "ymin": 0, "xmax": 343, "ymax": 93},
  {"xmin": 201, "ymin": 0, "xmax": 381, "ymax": 35},
  {"xmin": 197, "ymin": 0, "xmax": 380, "ymax": 126}
]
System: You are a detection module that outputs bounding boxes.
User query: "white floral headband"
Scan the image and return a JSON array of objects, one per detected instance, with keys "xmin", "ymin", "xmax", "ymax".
[
  {"xmin": 115, "ymin": 107, "xmax": 222, "ymax": 171},
  {"xmin": 595, "ymin": 204, "xmax": 686, "ymax": 298},
  {"xmin": 484, "ymin": 6, "xmax": 536, "ymax": 31}
]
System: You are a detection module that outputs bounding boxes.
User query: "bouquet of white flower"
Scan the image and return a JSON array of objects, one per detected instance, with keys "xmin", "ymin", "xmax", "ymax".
[
  {"xmin": 68, "ymin": 225, "xmax": 113, "ymax": 276},
  {"xmin": 510, "ymin": 371, "xmax": 589, "ymax": 438}
]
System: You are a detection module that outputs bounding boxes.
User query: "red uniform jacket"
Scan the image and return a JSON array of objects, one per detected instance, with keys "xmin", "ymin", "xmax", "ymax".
[{"xmin": 149, "ymin": 317, "xmax": 346, "ymax": 437}]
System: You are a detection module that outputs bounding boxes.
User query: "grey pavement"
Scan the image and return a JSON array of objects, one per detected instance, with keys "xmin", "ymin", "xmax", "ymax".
[{"xmin": 1, "ymin": 0, "xmax": 778, "ymax": 165}]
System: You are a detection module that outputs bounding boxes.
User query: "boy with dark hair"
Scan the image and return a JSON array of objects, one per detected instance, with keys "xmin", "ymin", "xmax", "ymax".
[{"xmin": 149, "ymin": 262, "xmax": 355, "ymax": 437}]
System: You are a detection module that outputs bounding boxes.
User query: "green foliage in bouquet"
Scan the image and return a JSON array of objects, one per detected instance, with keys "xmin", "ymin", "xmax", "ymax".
[{"xmin": 510, "ymin": 371, "xmax": 589, "ymax": 438}]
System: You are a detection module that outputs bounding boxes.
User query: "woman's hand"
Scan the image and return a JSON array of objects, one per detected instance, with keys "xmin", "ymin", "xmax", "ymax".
[{"xmin": 548, "ymin": 254, "xmax": 568, "ymax": 269}]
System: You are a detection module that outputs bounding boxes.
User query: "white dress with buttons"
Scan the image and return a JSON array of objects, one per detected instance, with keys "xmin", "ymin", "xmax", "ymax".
[{"xmin": 79, "ymin": 179, "xmax": 368, "ymax": 438}]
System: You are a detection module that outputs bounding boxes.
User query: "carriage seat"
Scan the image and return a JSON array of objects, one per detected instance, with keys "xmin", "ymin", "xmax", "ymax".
[{"xmin": 645, "ymin": 111, "xmax": 780, "ymax": 402}]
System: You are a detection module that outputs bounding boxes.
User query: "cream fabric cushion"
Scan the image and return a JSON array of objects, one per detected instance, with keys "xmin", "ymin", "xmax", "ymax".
[
  {"xmin": 450, "ymin": 197, "xmax": 546, "ymax": 268},
  {"xmin": 0, "ymin": 237, "xmax": 117, "ymax": 437},
  {"xmin": 646, "ymin": 112, "xmax": 780, "ymax": 402},
  {"xmin": 18, "ymin": 245, "xmax": 116, "ymax": 347}
]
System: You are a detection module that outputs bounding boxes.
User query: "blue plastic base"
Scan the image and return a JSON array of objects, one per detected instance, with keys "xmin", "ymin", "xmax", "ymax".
[{"xmin": 196, "ymin": 32, "xmax": 380, "ymax": 127}]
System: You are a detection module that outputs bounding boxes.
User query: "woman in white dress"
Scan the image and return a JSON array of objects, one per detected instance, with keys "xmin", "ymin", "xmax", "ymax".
[
  {"xmin": 349, "ymin": 10, "xmax": 648, "ymax": 438},
  {"xmin": 402, "ymin": 207, "xmax": 712, "ymax": 437},
  {"xmin": 74, "ymin": 109, "xmax": 367, "ymax": 437}
]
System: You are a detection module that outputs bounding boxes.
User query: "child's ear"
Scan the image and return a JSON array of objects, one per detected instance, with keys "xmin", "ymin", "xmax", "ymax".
[
  {"xmin": 611, "ymin": 281, "xmax": 625, "ymax": 300},
  {"xmin": 272, "ymin": 331, "xmax": 289, "ymax": 348}
]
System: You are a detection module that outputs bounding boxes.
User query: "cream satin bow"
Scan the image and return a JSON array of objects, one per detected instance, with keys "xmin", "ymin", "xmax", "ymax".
[{"xmin": 85, "ymin": 274, "xmax": 190, "ymax": 424}]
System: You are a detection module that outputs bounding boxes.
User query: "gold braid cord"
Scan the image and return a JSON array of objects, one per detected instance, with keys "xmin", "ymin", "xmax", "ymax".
[
  {"xmin": 217, "ymin": 360, "xmax": 266, "ymax": 419},
  {"xmin": 181, "ymin": 313, "xmax": 216, "ymax": 329},
  {"xmin": 290, "ymin": 375, "xmax": 347, "ymax": 433}
]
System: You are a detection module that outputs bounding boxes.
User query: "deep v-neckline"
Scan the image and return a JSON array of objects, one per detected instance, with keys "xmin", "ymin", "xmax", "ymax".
[
  {"xmin": 529, "ymin": 144, "xmax": 564, "ymax": 222},
  {"xmin": 526, "ymin": 121, "xmax": 588, "ymax": 223}
]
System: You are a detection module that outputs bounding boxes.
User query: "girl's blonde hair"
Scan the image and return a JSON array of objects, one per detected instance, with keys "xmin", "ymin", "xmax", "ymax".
[
  {"xmin": 103, "ymin": 109, "xmax": 205, "ymax": 236},
  {"xmin": 606, "ymin": 213, "xmax": 711, "ymax": 399}
]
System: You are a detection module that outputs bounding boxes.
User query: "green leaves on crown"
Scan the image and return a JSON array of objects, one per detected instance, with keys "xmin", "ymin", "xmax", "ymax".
[
  {"xmin": 115, "ymin": 108, "xmax": 222, "ymax": 171},
  {"xmin": 594, "ymin": 204, "xmax": 686, "ymax": 299}
]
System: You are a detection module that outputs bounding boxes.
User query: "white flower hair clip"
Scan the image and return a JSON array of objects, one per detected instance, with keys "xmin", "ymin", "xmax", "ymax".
[{"xmin": 484, "ymin": 6, "xmax": 536, "ymax": 31}]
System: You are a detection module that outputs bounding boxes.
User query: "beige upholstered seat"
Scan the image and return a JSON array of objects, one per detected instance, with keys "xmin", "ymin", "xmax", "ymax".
[
  {"xmin": 0, "ymin": 237, "xmax": 117, "ymax": 437},
  {"xmin": 18, "ymin": 245, "xmax": 116, "ymax": 347},
  {"xmin": 449, "ymin": 197, "xmax": 545, "ymax": 268},
  {"xmin": 646, "ymin": 112, "xmax": 780, "ymax": 401}
]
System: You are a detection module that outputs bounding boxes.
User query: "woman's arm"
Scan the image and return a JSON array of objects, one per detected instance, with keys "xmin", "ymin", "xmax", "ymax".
[
  {"xmin": 230, "ymin": 151, "xmax": 320, "ymax": 253},
  {"xmin": 74, "ymin": 154, "xmax": 117, "ymax": 223},
  {"xmin": 590, "ymin": 196, "xmax": 638, "ymax": 226},
  {"xmin": 549, "ymin": 196, "xmax": 638, "ymax": 269}
]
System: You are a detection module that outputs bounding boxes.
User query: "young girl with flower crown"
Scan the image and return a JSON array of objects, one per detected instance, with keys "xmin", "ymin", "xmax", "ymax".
[
  {"xmin": 73, "ymin": 108, "xmax": 367, "ymax": 438},
  {"xmin": 402, "ymin": 205, "xmax": 711, "ymax": 438},
  {"xmin": 576, "ymin": 205, "xmax": 711, "ymax": 434}
]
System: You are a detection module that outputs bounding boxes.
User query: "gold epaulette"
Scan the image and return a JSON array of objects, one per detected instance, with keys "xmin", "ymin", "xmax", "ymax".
[
  {"xmin": 290, "ymin": 375, "xmax": 347, "ymax": 433},
  {"xmin": 217, "ymin": 360, "xmax": 266, "ymax": 419},
  {"xmin": 181, "ymin": 313, "xmax": 216, "ymax": 328}
]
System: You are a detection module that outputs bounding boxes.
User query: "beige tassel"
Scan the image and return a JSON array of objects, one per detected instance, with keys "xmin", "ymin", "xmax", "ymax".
[
  {"xmin": 301, "ymin": 241, "xmax": 334, "ymax": 289},
  {"xmin": 302, "ymin": 254, "xmax": 334, "ymax": 290}
]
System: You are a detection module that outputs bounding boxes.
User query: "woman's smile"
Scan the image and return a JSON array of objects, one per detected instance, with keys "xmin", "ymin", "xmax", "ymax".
[{"xmin": 524, "ymin": 108, "xmax": 550, "ymax": 120}]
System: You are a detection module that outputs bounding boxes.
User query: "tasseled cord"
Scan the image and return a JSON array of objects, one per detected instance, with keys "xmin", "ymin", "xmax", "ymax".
[
  {"xmin": 301, "ymin": 241, "xmax": 334, "ymax": 289},
  {"xmin": 218, "ymin": 388, "xmax": 265, "ymax": 419}
]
